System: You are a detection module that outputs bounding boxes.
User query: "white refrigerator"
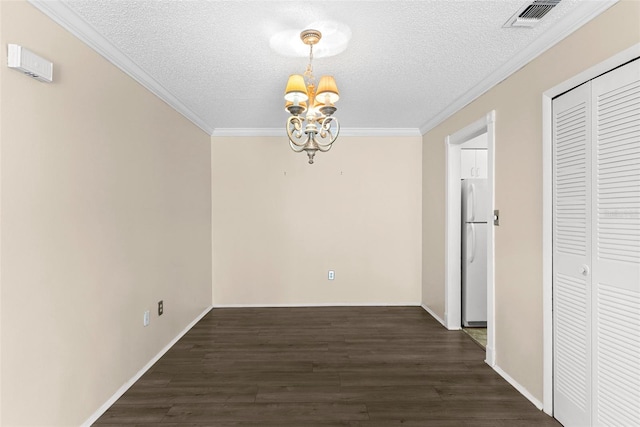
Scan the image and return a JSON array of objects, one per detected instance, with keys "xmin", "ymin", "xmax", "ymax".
[{"xmin": 461, "ymin": 179, "xmax": 488, "ymax": 327}]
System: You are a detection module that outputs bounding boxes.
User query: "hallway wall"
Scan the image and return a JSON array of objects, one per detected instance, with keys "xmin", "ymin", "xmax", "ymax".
[{"xmin": 421, "ymin": 0, "xmax": 640, "ymax": 404}]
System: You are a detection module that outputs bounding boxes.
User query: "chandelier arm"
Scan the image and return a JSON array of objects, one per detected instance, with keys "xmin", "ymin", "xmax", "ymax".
[
  {"xmin": 286, "ymin": 116, "xmax": 307, "ymax": 148},
  {"xmin": 289, "ymin": 138, "xmax": 307, "ymax": 152},
  {"xmin": 315, "ymin": 117, "xmax": 340, "ymax": 150},
  {"xmin": 316, "ymin": 142, "xmax": 332, "ymax": 152}
]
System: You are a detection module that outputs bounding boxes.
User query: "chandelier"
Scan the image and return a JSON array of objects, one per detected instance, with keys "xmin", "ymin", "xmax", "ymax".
[{"xmin": 284, "ymin": 29, "xmax": 340, "ymax": 164}]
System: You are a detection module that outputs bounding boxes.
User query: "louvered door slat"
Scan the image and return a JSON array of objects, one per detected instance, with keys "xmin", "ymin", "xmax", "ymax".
[{"xmin": 554, "ymin": 97, "xmax": 589, "ymax": 257}]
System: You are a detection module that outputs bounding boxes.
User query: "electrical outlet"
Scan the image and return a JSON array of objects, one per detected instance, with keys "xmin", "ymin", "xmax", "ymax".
[
  {"xmin": 328, "ymin": 270, "xmax": 335, "ymax": 280},
  {"xmin": 158, "ymin": 300, "xmax": 163, "ymax": 316},
  {"xmin": 143, "ymin": 310, "xmax": 150, "ymax": 327}
]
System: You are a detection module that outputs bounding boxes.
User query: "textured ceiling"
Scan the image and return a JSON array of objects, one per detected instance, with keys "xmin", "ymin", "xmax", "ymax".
[{"xmin": 33, "ymin": 0, "xmax": 615, "ymax": 135}]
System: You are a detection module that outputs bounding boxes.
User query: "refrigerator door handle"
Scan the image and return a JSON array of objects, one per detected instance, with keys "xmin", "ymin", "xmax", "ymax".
[
  {"xmin": 469, "ymin": 223, "xmax": 476, "ymax": 263},
  {"xmin": 469, "ymin": 183, "xmax": 475, "ymax": 222}
]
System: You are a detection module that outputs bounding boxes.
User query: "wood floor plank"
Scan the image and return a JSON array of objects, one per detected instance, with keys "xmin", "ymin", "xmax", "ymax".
[
  {"xmin": 163, "ymin": 402, "xmax": 369, "ymax": 422},
  {"xmin": 92, "ymin": 404, "xmax": 171, "ymax": 424},
  {"xmin": 255, "ymin": 385, "xmax": 442, "ymax": 403},
  {"xmin": 113, "ymin": 385, "xmax": 258, "ymax": 405},
  {"xmin": 93, "ymin": 307, "xmax": 560, "ymax": 425}
]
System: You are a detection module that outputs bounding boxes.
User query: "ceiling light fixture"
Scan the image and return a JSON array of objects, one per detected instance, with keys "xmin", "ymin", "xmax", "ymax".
[{"xmin": 284, "ymin": 29, "xmax": 340, "ymax": 164}]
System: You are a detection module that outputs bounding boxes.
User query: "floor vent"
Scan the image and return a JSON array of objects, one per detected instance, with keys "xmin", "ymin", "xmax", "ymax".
[{"xmin": 504, "ymin": 0, "xmax": 561, "ymax": 28}]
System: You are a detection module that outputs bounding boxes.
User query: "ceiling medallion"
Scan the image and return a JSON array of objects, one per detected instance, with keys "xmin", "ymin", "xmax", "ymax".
[
  {"xmin": 284, "ymin": 29, "xmax": 340, "ymax": 164},
  {"xmin": 269, "ymin": 21, "xmax": 351, "ymax": 58}
]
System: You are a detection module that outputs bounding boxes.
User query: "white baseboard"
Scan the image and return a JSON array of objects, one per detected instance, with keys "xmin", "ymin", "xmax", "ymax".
[
  {"xmin": 492, "ymin": 364, "xmax": 543, "ymax": 410},
  {"xmin": 485, "ymin": 344, "xmax": 496, "ymax": 367},
  {"xmin": 212, "ymin": 302, "xmax": 420, "ymax": 308},
  {"xmin": 318, "ymin": 304, "xmax": 540, "ymax": 412},
  {"xmin": 420, "ymin": 304, "xmax": 448, "ymax": 328},
  {"xmin": 81, "ymin": 305, "xmax": 213, "ymax": 427}
]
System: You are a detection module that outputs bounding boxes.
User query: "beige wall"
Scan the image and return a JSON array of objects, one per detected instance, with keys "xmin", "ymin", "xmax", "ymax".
[
  {"xmin": 212, "ymin": 136, "xmax": 422, "ymax": 306},
  {"xmin": 422, "ymin": 0, "xmax": 640, "ymax": 403},
  {"xmin": 0, "ymin": 2, "xmax": 212, "ymax": 425}
]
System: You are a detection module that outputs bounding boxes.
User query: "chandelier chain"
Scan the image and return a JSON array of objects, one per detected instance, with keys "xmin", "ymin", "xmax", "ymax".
[{"xmin": 304, "ymin": 43, "xmax": 316, "ymax": 90}]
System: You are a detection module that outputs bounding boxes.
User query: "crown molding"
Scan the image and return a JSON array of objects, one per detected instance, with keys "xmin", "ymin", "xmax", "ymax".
[
  {"xmin": 211, "ymin": 128, "xmax": 286, "ymax": 137},
  {"xmin": 28, "ymin": 0, "xmax": 214, "ymax": 136},
  {"xmin": 340, "ymin": 128, "xmax": 422, "ymax": 137},
  {"xmin": 28, "ymin": 1, "xmax": 417, "ymax": 139},
  {"xmin": 30, "ymin": 0, "xmax": 616, "ymax": 139},
  {"xmin": 418, "ymin": 0, "xmax": 618, "ymax": 135},
  {"xmin": 211, "ymin": 127, "xmax": 421, "ymax": 138}
]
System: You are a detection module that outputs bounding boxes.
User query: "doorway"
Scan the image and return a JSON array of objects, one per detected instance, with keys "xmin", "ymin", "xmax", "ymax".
[{"xmin": 444, "ymin": 111, "xmax": 496, "ymax": 366}]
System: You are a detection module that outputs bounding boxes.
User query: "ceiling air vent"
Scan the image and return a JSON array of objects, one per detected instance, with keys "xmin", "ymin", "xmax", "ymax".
[{"xmin": 504, "ymin": 0, "xmax": 561, "ymax": 28}]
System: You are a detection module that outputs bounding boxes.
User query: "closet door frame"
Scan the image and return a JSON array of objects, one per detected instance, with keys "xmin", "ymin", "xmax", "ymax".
[{"xmin": 542, "ymin": 42, "xmax": 640, "ymax": 416}]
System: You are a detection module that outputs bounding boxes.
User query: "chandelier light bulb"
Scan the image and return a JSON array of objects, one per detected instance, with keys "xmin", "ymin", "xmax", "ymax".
[
  {"xmin": 284, "ymin": 74, "xmax": 309, "ymax": 102},
  {"xmin": 316, "ymin": 75, "xmax": 340, "ymax": 105}
]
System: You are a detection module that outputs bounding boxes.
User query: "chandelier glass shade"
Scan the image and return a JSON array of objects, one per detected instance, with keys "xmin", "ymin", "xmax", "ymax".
[{"xmin": 284, "ymin": 29, "xmax": 340, "ymax": 164}]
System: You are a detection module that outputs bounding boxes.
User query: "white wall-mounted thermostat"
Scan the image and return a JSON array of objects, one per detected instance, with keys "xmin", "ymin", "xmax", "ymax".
[{"xmin": 7, "ymin": 44, "xmax": 53, "ymax": 83}]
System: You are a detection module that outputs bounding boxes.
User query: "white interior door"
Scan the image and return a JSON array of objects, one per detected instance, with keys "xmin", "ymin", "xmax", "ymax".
[
  {"xmin": 553, "ymin": 81, "xmax": 592, "ymax": 427},
  {"xmin": 553, "ymin": 58, "xmax": 640, "ymax": 427},
  {"xmin": 591, "ymin": 60, "xmax": 640, "ymax": 426}
]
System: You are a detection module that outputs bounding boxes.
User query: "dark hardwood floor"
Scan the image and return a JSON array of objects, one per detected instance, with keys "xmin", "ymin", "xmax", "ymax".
[{"xmin": 94, "ymin": 306, "xmax": 561, "ymax": 426}]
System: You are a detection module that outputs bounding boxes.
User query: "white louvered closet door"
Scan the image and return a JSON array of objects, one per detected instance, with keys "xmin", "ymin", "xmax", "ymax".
[
  {"xmin": 553, "ymin": 81, "xmax": 592, "ymax": 427},
  {"xmin": 591, "ymin": 60, "xmax": 640, "ymax": 426},
  {"xmin": 553, "ymin": 58, "xmax": 640, "ymax": 427}
]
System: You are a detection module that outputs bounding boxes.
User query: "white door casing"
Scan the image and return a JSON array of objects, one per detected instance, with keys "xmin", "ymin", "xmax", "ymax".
[{"xmin": 444, "ymin": 111, "xmax": 496, "ymax": 366}]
